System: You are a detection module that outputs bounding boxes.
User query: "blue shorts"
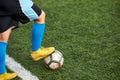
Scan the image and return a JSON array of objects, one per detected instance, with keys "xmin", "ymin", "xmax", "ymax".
[{"xmin": 0, "ymin": 0, "xmax": 42, "ymax": 33}]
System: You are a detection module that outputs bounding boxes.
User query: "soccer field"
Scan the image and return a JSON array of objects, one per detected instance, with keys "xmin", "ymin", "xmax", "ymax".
[{"xmin": 7, "ymin": 0, "xmax": 120, "ymax": 80}]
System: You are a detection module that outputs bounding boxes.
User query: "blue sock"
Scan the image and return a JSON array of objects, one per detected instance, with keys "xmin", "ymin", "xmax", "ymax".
[
  {"xmin": 32, "ymin": 22, "xmax": 45, "ymax": 51},
  {"xmin": 0, "ymin": 42, "xmax": 7, "ymax": 74}
]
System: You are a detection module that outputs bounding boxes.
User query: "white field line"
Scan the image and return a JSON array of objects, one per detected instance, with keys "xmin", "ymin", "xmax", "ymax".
[{"xmin": 6, "ymin": 55, "xmax": 39, "ymax": 80}]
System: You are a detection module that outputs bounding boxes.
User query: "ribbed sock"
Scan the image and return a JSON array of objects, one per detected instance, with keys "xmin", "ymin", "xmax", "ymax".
[
  {"xmin": 32, "ymin": 22, "xmax": 45, "ymax": 51},
  {"xmin": 0, "ymin": 42, "xmax": 7, "ymax": 74}
]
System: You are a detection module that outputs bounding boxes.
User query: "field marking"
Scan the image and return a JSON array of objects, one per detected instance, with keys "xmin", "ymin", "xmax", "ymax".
[{"xmin": 6, "ymin": 55, "xmax": 39, "ymax": 80}]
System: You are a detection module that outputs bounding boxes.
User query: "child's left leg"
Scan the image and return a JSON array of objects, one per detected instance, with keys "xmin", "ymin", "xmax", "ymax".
[{"xmin": 30, "ymin": 10, "xmax": 55, "ymax": 61}]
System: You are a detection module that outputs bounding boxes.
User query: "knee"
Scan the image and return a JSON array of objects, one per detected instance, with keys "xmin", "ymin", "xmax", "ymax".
[
  {"xmin": 0, "ymin": 38, "xmax": 7, "ymax": 42},
  {"xmin": 0, "ymin": 36, "xmax": 7, "ymax": 42},
  {"xmin": 34, "ymin": 10, "xmax": 46, "ymax": 24}
]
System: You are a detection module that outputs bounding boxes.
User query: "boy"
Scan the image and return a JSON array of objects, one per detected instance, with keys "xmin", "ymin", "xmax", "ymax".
[{"xmin": 0, "ymin": 0, "xmax": 55, "ymax": 79}]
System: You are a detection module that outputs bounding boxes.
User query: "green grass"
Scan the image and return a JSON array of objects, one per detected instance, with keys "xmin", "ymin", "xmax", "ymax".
[{"xmin": 7, "ymin": 0, "xmax": 120, "ymax": 80}]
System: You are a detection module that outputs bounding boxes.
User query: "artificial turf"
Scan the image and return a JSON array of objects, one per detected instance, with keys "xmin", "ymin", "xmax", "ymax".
[{"xmin": 7, "ymin": 0, "xmax": 120, "ymax": 80}]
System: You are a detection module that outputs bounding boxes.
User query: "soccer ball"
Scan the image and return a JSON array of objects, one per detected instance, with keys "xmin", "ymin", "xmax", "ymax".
[{"xmin": 44, "ymin": 50, "xmax": 64, "ymax": 70}]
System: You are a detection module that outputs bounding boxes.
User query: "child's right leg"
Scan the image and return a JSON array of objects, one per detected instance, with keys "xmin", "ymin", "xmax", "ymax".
[{"xmin": 0, "ymin": 28, "xmax": 17, "ymax": 80}]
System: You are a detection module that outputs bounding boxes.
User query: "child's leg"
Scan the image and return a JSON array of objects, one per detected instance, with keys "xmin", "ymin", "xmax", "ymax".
[
  {"xmin": 0, "ymin": 28, "xmax": 11, "ymax": 74},
  {"xmin": 31, "ymin": 11, "xmax": 55, "ymax": 61},
  {"xmin": 32, "ymin": 11, "xmax": 45, "ymax": 51},
  {"xmin": 0, "ymin": 28, "xmax": 17, "ymax": 79}
]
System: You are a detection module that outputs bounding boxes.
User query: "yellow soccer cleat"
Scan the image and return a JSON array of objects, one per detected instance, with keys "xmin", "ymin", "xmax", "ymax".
[
  {"xmin": 0, "ymin": 72, "xmax": 17, "ymax": 80},
  {"xmin": 31, "ymin": 47, "xmax": 55, "ymax": 61}
]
